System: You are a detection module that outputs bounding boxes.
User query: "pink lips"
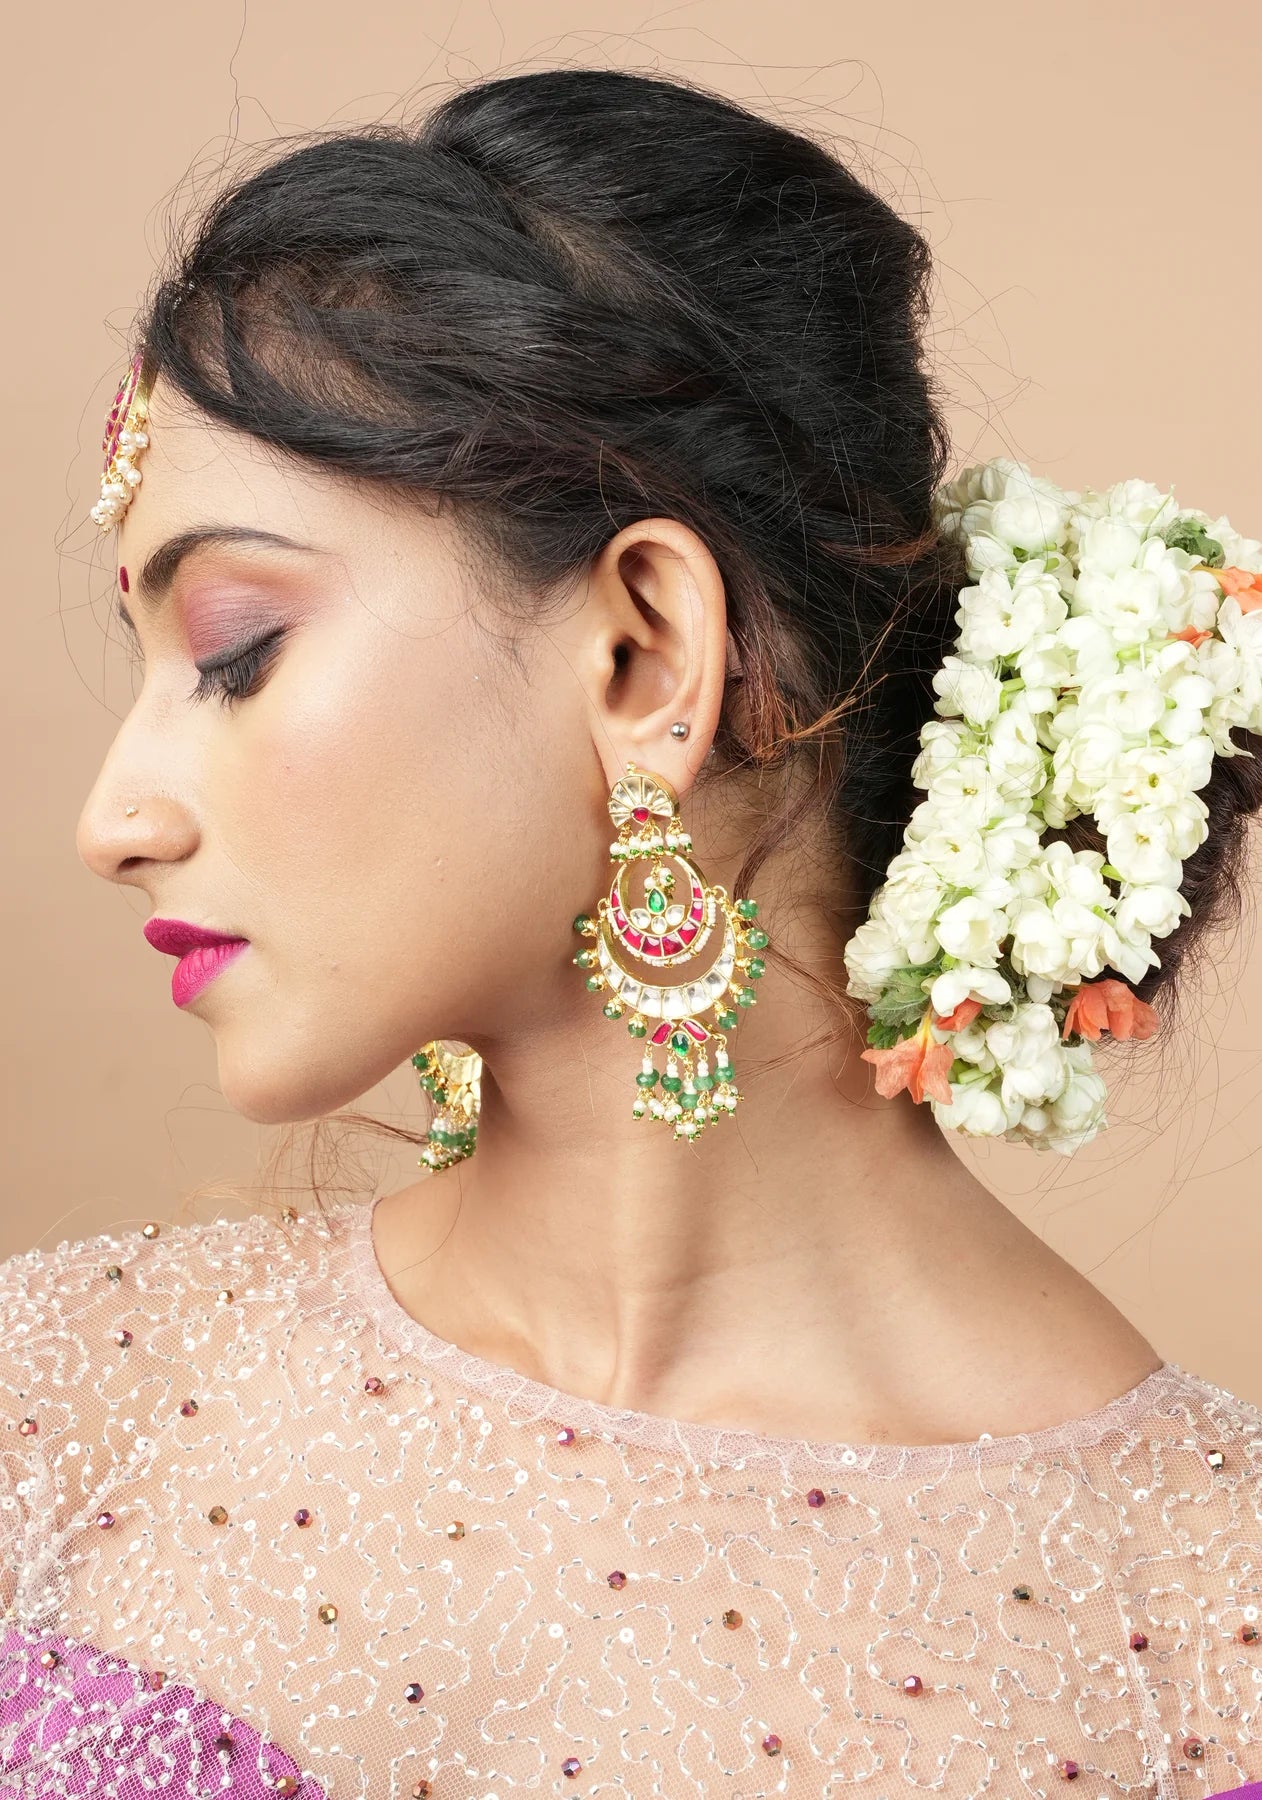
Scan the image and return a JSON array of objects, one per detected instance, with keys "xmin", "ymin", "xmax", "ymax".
[{"xmin": 143, "ymin": 917, "xmax": 250, "ymax": 1008}]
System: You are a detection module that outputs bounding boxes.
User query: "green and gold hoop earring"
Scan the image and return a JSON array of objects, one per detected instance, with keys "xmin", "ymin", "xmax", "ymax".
[
  {"xmin": 572, "ymin": 762, "xmax": 768, "ymax": 1140},
  {"xmin": 411, "ymin": 1041, "xmax": 481, "ymax": 1169}
]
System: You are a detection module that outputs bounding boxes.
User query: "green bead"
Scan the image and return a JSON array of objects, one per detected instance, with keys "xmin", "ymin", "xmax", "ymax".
[
  {"xmin": 747, "ymin": 958, "xmax": 765, "ymax": 979},
  {"xmin": 661, "ymin": 1074, "xmax": 683, "ymax": 1094},
  {"xmin": 603, "ymin": 1001, "xmax": 623, "ymax": 1019},
  {"xmin": 647, "ymin": 887, "xmax": 666, "ymax": 914},
  {"xmin": 679, "ymin": 1091, "xmax": 699, "ymax": 1110},
  {"xmin": 572, "ymin": 913, "xmax": 595, "ymax": 934},
  {"xmin": 585, "ymin": 975, "xmax": 603, "ymax": 992},
  {"xmin": 574, "ymin": 949, "xmax": 598, "ymax": 968},
  {"xmin": 695, "ymin": 1072, "xmax": 715, "ymax": 1091},
  {"xmin": 736, "ymin": 987, "xmax": 755, "ymax": 1008},
  {"xmin": 716, "ymin": 1009, "xmax": 738, "ymax": 1030},
  {"xmin": 636, "ymin": 1071, "xmax": 659, "ymax": 1089},
  {"xmin": 670, "ymin": 1031, "xmax": 691, "ymax": 1054},
  {"xmin": 411, "ymin": 1050, "xmax": 430, "ymax": 1070},
  {"xmin": 736, "ymin": 898, "xmax": 759, "ymax": 920},
  {"xmin": 745, "ymin": 928, "xmax": 769, "ymax": 950},
  {"xmin": 627, "ymin": 1019, "xmax": 647, "ymax": 1037}
]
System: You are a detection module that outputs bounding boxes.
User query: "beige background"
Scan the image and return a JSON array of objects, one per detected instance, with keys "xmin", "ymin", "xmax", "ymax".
[{"xmin": 5, "ymin": 3, "xmax": 1261, "ymax": 1401}]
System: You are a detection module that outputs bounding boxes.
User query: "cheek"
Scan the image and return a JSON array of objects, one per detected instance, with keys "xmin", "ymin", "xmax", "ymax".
[
  {"xmin": 219, "ymin": 622, "xmax": 588, "ymax": 986},
  {"xmin": 214, "ymin": 612, "xmax": 601, "ymax": 1044},
  {"xmin": 225, "ymin": 631, "xmax": 442, "ymax": 899}
]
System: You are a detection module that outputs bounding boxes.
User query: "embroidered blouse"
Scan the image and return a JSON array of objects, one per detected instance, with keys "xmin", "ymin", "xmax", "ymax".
[{"xmin": 2, "ymin": 1195, "xmax": 1260, "ymax": 1799}]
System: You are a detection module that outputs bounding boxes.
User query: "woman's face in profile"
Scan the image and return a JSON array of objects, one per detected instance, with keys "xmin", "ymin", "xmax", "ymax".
[{"xmin": 76, "ymin": 378, "xmax": 604, "ymax": 1124}]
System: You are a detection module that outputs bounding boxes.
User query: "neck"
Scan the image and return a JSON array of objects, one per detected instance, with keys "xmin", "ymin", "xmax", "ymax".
[{"xmin": 371, "ymin": 848, "xmax": 1160, "ymax": 1447}]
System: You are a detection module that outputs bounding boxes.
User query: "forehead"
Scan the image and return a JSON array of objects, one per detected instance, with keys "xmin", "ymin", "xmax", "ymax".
[
  {"xmin": 107, "ymin": 378, "xmax": 481, "ymax": 625},
  {"xmin": 114, "ymin": 378, "xmax": 341, "ymax": 554}
]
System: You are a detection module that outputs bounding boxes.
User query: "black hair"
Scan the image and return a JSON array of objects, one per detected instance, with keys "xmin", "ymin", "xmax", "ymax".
[{"xmin": 135, "ymin": 66, "xmax": 1262, "ymax": 1018}]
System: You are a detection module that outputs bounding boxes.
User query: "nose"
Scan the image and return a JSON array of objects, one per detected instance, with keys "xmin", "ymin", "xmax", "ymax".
[{"xmin": 76, "ymin": 783, "xmax": 198, "ymax": 887}]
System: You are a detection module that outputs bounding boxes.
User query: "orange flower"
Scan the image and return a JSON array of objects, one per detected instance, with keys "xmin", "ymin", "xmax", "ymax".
[
  {"xmin": 1170, "ymin": 624, "xmax": 1212, "ymax": 648},
  {"xmin": 861, "ymin": 1011, "xmax": 955, "ymax": 1106},
  {"xmin": 1061, "ymin": 978, "xmax": 1160, "ymax": 1044},
  {"xmin": 933, "ymin": 996, "xmax": 983, "ymax": 1033},
  {"xmin": 1207, "ymin": 565, "xmax": 1262, "ymax": 613}
]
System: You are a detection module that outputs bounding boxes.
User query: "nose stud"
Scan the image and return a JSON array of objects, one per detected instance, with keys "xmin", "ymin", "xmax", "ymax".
[{"xmin": 123, "ymin": 805, "xmax": 139, "ymax": 817}]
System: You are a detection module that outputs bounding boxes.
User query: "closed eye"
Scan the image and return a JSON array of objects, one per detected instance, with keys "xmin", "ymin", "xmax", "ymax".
[{"xmin": 188, "ymin": 629, "xmax": 287, "ymax": 707}]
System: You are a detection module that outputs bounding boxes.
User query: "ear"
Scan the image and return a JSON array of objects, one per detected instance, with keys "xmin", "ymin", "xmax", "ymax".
[{"xmin": 551, "ymin": 516, "xmax": 729, "ymax": 797}]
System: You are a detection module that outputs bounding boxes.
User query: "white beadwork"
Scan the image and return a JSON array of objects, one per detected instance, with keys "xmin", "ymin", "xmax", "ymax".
[{"xmin": 1, "ymin": 1198, "xmax": 1259, "ymax": 1798}]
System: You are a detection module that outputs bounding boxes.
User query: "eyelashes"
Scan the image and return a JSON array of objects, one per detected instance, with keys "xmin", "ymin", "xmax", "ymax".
[{"xmin": 188, "ymin": 628, "xmax": 287, "ymax": 708}]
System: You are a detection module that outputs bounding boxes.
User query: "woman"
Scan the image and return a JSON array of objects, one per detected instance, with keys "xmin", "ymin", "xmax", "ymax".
[{"xmin": 3, "ymin": 64, "xmax": 1261, "ymax": 1800}]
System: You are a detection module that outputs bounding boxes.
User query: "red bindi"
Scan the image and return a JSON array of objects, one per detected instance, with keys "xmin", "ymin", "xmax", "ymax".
[{"xmin": 118, "ymin": 565, "xmax": 130, "ymax": 593}]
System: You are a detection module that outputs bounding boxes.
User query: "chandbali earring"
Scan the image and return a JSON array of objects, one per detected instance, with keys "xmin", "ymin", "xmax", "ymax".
[
  {"xmin": 411, "ymin": 1041, "xmax": 482, "ymax": 1169},
  {"xmin": 407, "ymin": 759, "xmax": 768, "ymax": 1163},
  {"xmin": 572, "ymin": 761, "xmax": 768, "ymax": 1140}
]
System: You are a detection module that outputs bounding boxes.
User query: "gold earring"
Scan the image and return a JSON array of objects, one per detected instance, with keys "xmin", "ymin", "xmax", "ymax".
[
  {"xmin": 411, "ymin": 1040, "xmax": 482, "ymax": 1169},
  {"xmin": 572, "ymin": 761, "xmax": 768, "ymax": 1140}
]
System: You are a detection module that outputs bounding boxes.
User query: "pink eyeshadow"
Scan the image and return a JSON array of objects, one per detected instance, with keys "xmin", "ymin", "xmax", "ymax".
[{"xmin": 182, "ymin": 589, "xmax": 283, "ymax": 660}]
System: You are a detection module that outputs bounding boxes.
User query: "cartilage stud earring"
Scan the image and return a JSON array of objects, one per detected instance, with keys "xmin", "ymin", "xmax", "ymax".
[{"xmin": 572, "ymin": 762, "xmax": 768, "ymax": 1142}]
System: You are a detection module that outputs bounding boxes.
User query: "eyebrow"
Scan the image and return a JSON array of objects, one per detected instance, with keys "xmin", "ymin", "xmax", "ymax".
[{"xmin": 115, "ymin": 525, "xmax": 321, "ymax": 634}]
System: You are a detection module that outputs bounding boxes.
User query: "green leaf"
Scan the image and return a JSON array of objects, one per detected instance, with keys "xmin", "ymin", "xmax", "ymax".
[
  {"xmin": 866, "ymin": 957, "xmax": 945, "ymax": 1031},
  {"xmin": 866, "ymin": 1018, "xmax": 920, "ymax": 1050},
  {"xmin": 1164, "ymin": 517, "xmax": 1225, "ymax": 568}
]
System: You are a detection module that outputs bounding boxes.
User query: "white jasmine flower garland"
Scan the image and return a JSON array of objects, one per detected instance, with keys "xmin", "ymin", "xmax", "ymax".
[{"xmin": 843, "ymin": 456, "xmax": 1262, "ymax": 1154}]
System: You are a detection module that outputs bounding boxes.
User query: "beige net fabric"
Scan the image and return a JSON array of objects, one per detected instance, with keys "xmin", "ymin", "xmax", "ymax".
[{"xmin": 2, "ymin": 1194, "xmax": 1260, "ymax": 1799}]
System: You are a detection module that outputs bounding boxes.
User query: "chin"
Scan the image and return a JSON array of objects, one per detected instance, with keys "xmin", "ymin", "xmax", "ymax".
[{"xmin": 214, "ymin": 1048, "xmax": 381, "ymax": 1126}]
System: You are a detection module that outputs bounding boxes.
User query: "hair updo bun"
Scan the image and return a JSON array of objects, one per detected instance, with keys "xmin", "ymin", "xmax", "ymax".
[{"xmin": 135, "ymin": 65, "xmax": 1260, "ymax": 1026}]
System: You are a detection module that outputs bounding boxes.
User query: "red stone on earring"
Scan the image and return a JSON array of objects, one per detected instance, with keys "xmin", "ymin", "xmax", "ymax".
[{"xmin": 631, "ymin": 808, "xmax": 650, "ymax": 824}]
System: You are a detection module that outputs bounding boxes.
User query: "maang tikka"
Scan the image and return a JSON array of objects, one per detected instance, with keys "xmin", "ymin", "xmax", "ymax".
[{"xmin": 410, "ymin": 760, "xmax": 767, "ymax": 1163}]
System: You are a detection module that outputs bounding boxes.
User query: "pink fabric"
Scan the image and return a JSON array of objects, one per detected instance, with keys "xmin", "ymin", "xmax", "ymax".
[{"xmin": 0, "ymin": 1626, "xmax": 318, "ymax": 1798}]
